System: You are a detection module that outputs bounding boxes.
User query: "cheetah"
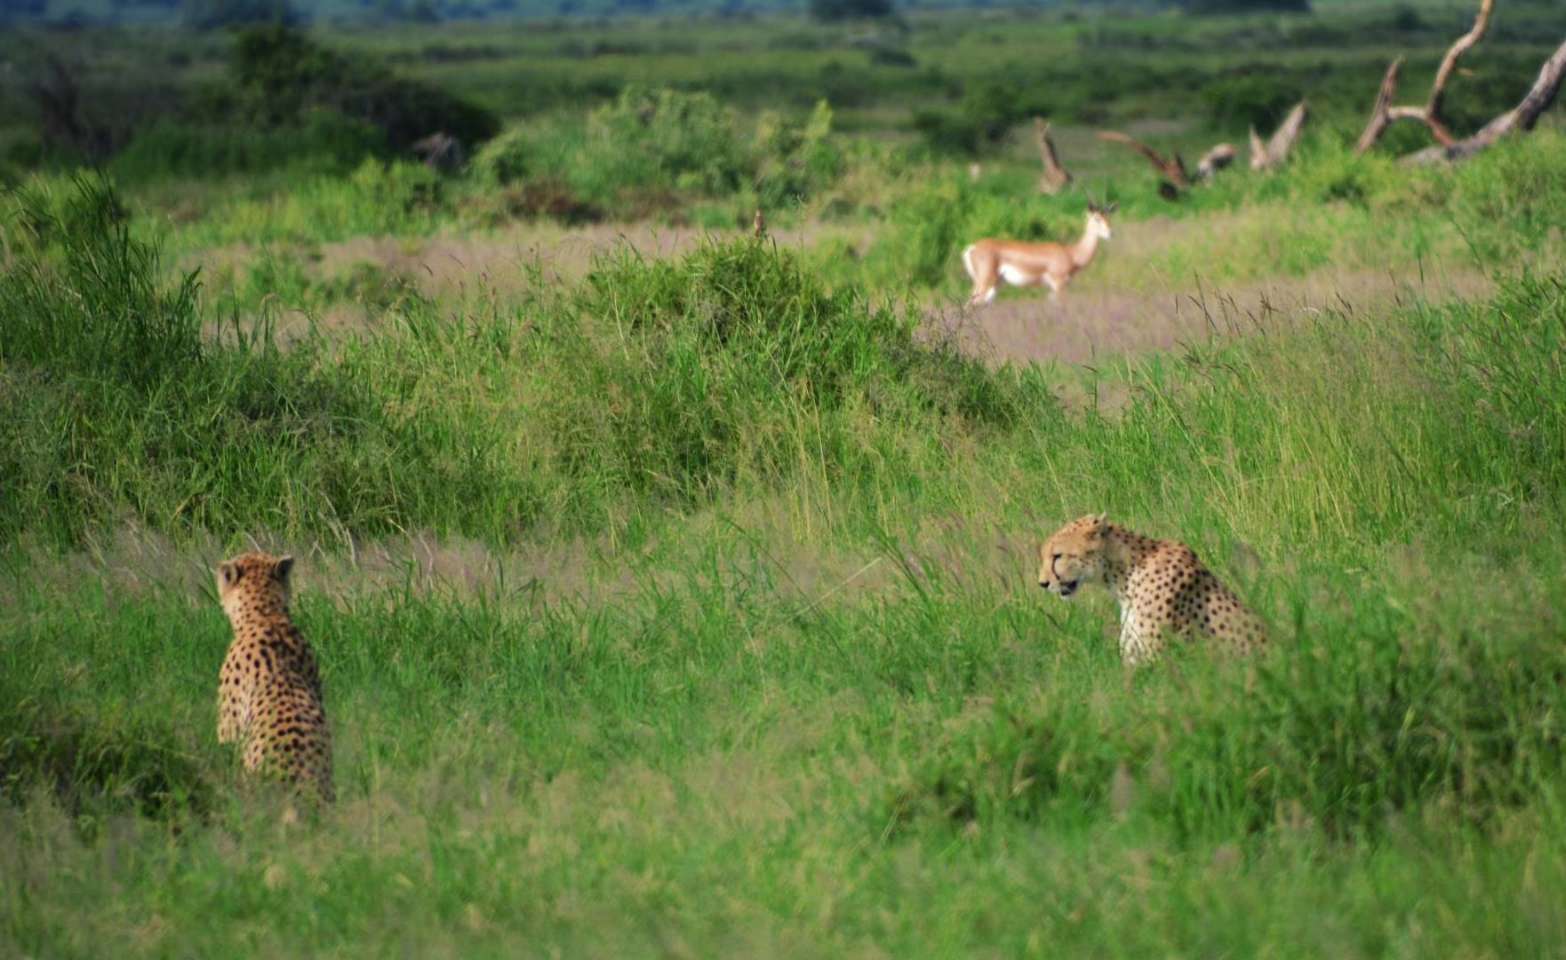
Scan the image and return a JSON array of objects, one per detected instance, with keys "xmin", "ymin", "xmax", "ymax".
[
  {"xmin": 215, "ymin": 551, "xmax": 334, "ymax": 803},
  {"xmin": 1037, "ymin": 514, "xmax": 1267, "ymax": 666}
]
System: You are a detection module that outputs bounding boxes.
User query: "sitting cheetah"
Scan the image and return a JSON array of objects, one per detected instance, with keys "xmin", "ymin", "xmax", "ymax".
[
  {"xmin": 215, "ymin": 551, "xmax": 334, "ymax": 803},
  {"xmin": 1037, "ymin": 514, "xmax": 1266, "ymax": 666}
]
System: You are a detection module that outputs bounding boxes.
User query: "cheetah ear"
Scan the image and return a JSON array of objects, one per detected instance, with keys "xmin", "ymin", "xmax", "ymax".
[
  {"xmin": 1088, "ymin": 513, "xmax": 1108, "ymax": 535},
  {"xmin": 274, "ymin": 555, "xmax": 294, "ymax": 585},
  {"xmin": 218, "ymin": 562, "xmax": 240, "ymax": 588}
]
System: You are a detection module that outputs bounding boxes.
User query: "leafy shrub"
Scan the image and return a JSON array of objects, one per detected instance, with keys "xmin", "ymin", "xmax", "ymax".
[
  {"xmin": 220, "ymin": 25, "xmax": 499, "ymax": 153},
  {"xmin": 850, "ymin": 173, "xmax": 1078, "ymax": 289},
  {"xmin": 752, "ymin": 100, "xmax": 842, "ymax": 209},
  {"xmin": 1201, "ymin": 72, "xmax": 1301, "ymax": 133},
  {"xmin": 474, "ymin": 89, "xmax": 842, "ymax": 220},
  {"xmin": 912, "ymin": 80, "xmax": 1047, "ymax": 157},
  {"xmin": 586, "ymin": 85, "xmax": 752, "ymax": 196},
  {"xmin": 556, "ymin": 237, "xmax": 1036, "ymax": 501}
]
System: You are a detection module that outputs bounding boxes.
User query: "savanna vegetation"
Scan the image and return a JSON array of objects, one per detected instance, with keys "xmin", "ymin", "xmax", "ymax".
[{"xmin": 2, "ymin": 0, "xmax": 1565, "ymax": 954}]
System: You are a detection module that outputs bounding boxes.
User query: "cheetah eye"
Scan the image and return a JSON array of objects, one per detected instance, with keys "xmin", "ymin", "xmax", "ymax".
[{"xmin": 1051, "ymin": 553, "xmax": 1062, "ymax": 561}]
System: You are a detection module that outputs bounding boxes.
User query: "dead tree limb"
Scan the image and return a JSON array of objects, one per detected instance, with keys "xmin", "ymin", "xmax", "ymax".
[
  {"xmin": 1355, "ymin": 58, "xmax": 1405, "ymax": 154},
  {"xmin": 1249, "ymin": 100, "xmax": 1309, "ymax": 172},
  {"xmin": 1356, "ymin": 0, "xmax": 1494, "ymax": 154},
  {"xmin": 1426, "ymin": 0, "xmax": 1495, "ymax": 123},
  {"xmin": 1034, "ymin": 118, "xmax": 1073, "ymax": 195},
  {"xmin": 1195, "ymin": 143, "xmax": 1237, "ymax": 180},
  {"xmin": 1405, "ymin": 38, "xmax": 1566, "ymax": 163},
  {"xmin": 1097, "ymin": 129, "xmax": 1190, "ymax": 194}
]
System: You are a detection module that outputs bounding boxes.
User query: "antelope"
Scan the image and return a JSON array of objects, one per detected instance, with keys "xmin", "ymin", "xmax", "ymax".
[{"xmin": 961, "ymin": 203, "xmax": 1115, "ymax": 307}]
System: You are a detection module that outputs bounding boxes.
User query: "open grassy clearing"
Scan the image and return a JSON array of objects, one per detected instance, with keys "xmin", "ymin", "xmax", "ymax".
[
  {"xmin": 4, "ymin": 1, "xmax": 1566, "ymax": 953},
  {"xmin": 5, "ymin": 135, "xmax": 1566, "ymax": 951}
]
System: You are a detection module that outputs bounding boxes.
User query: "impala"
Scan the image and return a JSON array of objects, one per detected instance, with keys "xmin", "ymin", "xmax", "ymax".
[{"xmin": 961, "ymin": 203, "xmax": 1115, "ymax": 307}]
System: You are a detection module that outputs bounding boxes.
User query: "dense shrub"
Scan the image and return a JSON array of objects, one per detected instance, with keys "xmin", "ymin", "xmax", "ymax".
[
  {"xmin": 103, "ymin": 25, "xmax": 498, "ymax": 180},
  {"xmin": 473, "ymin": 89, "xmax": 842, "ymax": 219},
  {"xmin": 585, "ymin": 86, "xmax": 752, "ymax": 195},
  {"xmin": 1201, "ymin": 72, "xmax": 1301, "ymax": 133},
  {"xmin": 221, "ymin": 25, "xmax": 499, "ymax": 153},
  {"xmin": 912, "ymin": 80, "xmax": 1050, "ymax": 157}
]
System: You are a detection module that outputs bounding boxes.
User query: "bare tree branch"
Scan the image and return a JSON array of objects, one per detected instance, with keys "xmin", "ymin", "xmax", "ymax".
[
  {"xmin": 1355, "ymin": 58, "xmax": 1404, "ymax": 155},
  {"xmin": 1252, "ymin": 101, "xmax": 1309, "ymax": 171},
  {"xmin": 1405, "ymin": 38, "xmax": 1566, "ymax": 163},
  {"xmin": 1427, "ymin": 0, "xmax": 1495, "ymax": 120},
  {"xmin": 1357, "ymin": 0, "xmax": 1494, "ymax": 154},
  {"xmin": 1034, "ymin": 118, "xmax": 1073, "ymax": 195},
  {"xmin": 1097, "ymin": 129, "xmax": 1190, "ymax": 193},
  {"xmin": 1195, "ymin": 142, "xmax": 1237, "ymax": 180}
]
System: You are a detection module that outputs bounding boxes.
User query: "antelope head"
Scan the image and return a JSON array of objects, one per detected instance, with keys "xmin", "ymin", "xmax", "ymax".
[{"xmin": 1085, "ymin": 201, "xmax": 1117, "ymax": 241}]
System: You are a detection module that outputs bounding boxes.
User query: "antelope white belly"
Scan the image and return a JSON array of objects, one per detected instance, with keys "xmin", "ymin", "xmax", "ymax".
[{"xmin": 998, "ymin": 264, "xmax": 1033, "ymax": 287}]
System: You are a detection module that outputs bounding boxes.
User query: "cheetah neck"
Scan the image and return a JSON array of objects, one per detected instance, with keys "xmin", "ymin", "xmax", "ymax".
[
  {"xmin": 224, "ymin": 595, "xmax": 296, "ymax": 635},
  {"xmin": 1100, "ymin": 524, "xmax": 1159, "ymax": 600}
]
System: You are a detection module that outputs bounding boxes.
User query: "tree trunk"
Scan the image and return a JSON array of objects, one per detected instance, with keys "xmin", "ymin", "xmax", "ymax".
[{"xmin": 1404, "ymin": 39, "xmax": 1566, "ymax": 163}]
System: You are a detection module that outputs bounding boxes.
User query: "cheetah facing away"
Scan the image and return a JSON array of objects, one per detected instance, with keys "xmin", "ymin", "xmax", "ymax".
[
  {"xmin": 1037, "ymin": 514, "xmax": 1266, "ymax": 666},
  {"xmin": 216, "ymin": 551, "xmax": 334, "ymax": 803}
]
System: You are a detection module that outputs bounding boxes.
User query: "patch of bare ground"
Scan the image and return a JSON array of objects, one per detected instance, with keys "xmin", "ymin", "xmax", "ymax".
[
  {"xmin": 925, "ymin": 264, "xmax": 1492, "ymax": 370},
  {"xmin": 192, "ymin": 221, "xmax": 875, "ymax": 300}
]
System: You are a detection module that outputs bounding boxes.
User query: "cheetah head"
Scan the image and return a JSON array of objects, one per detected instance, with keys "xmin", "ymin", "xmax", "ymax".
[
  {"xmin": 1038, "ymin": 513, "xmax": 1108, "ymax": 600},
  {"xmin": 216, "ymin": 551, "xmax": 294, "ymax": 619}
]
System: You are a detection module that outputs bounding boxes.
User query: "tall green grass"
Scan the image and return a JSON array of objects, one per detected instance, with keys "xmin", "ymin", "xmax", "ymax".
[
  {"xmin": 0, "ymin": 177, "xmax": 1038, "ymax": 545},
  {"xmin": 4, "ymin": 147, "xmax": 1566, "ymax": 955}
]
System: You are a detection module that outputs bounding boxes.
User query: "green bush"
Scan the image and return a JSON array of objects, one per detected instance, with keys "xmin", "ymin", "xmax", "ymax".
[
  {"xmin": 848, "ymin": 172, "xmax": 1079, "ymax": 290},
  {"xmin": 1200, "ymin": 72, "xmax": 1301, "ymax": 133},
  {"xmin": 473, "ymin": 90, "xmax": 842, "ymax": 220},
  {"xmin": 219, "ymin": 25, "xmax": 499, "ymax": 153},
  {"xmin": 912, "ymin": 80, "xmax": 1047, "ymax": 157},
  {"xmin": 541, "ymin": 237, "xmax": 1039, "ymax": 505},
  {"xmin": 585, "ymin": 86, "xmax": 751, "ymax": 196}
]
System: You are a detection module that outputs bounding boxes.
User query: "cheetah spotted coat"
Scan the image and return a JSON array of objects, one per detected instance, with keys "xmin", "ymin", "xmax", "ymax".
[
  {"xmin": 216, "ymin": 551, "xmax": 334, "ymax": 802},
  {"xmin": 1038, "ymin": 514, "xmax": 1267, "ymax": 666}
]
